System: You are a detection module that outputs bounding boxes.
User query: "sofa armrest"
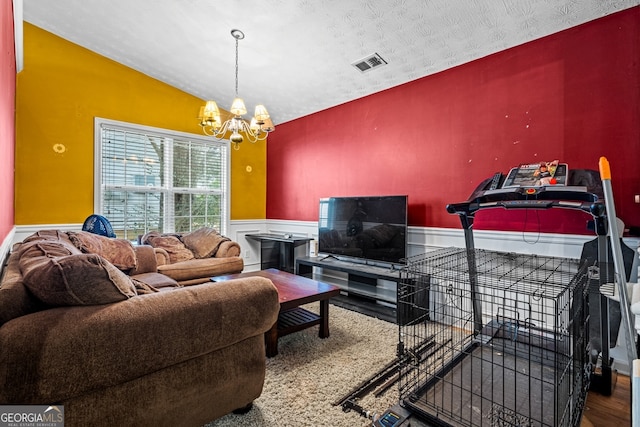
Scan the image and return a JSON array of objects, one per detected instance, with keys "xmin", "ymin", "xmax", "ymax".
[
  {"xmin": 158, "ymin": 257, "xmax": 244, "ymax": 285},
  {"xmin": 215, "ymin": 240, "xmax": 241, "ymax": 258},
  {"xmin": 0, "ymin": 277, "xmax": 279, "ymax": 404},
  {"xmin": 128, "ymin": 245, "xmax": 158, "ymax": 274},
  {"xmin": 153, "ymin": 247, "xmax": 170, "ymax": 266}
]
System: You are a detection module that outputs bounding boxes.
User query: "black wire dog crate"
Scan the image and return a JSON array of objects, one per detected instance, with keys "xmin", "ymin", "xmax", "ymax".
[{"xmin": 397, "ymin": 247, "xmax": 590, "ymax": 427}]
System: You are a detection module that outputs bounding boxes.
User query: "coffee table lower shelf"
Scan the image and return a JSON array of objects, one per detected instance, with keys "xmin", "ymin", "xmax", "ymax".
[
  {"xmin": 278, "ymin": 307, "xmax": 321, "ymax": 335},
  {"xmin": 266, "ymin": 307, "xmax": 327, "ymax": 357}
]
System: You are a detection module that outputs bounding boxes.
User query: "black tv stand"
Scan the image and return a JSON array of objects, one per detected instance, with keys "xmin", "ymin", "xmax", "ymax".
[
  {"xmin": 295, "ymin": 256, "xmax": 403, "ymax": 307},
  {"xmin": 318, "ymin": 254, "xmax": 341, "ymax": 262}
]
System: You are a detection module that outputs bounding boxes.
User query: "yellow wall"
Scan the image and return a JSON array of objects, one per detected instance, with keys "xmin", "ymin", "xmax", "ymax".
[{"xmin": 15, "ymin": 23, "xmax": 266, "ymax": 225}]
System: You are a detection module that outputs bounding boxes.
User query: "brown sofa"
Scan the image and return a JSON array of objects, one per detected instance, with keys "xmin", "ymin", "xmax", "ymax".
[
  {"xmin": 140, "ymin": 228, "xmax": 244, "ymax": 285},
  {"xmin": 0, "ymin": 230, "xmax": 280, "ymax": 426}
]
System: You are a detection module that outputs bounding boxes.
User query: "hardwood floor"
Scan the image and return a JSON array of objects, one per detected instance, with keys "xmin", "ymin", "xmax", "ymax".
[{"xmin": 582, "ymin": 374, "xmax": 631, "ymax": 426}]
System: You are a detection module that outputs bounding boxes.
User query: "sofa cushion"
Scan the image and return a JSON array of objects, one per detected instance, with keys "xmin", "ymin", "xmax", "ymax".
[
  {"xmin": 21, "ymin": 251, "xmax": 138, "ymax": 306},
  {"xmin": 21, "ymin": 229, "xmax": 71, "ymax": 244},
  {"xmin": 157, "ymin": 257, "xmax": 244, "ymax": 282},
  {"xmin": 131, "ymin": 272, "xmax": 180, "ymax": 290},
  {"xmin": 142, "ymin": 232, "xmax": 194, "ymax": 263},
  {"xmin": 181, "ymin": 227, "xmax": 231, "ymax": 259},
  {"xmin": 67, "ymin": 231, "xmax": 137, "ymax": 271}
]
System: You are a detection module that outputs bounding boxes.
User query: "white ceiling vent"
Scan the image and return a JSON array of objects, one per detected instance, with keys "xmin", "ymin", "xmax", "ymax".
[{"xmin": 352, "ymin": 53, "xmax": 387, "ymax": 73}]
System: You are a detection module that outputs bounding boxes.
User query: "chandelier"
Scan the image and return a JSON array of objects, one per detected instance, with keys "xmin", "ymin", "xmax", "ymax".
[{"xmin": 198, "ymin": 29, "xmax": 274, "ymax": 149}]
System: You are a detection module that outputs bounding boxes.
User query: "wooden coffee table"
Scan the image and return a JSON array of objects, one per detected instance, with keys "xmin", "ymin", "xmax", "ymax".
[{"xmin": 212, "ymin": 268, "xmax": 341, "ymax": 357}]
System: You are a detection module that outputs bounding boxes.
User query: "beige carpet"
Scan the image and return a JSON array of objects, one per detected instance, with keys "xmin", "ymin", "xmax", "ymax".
[{"xmin": 206, "ymin": 302, "xmax": 399, "ymax": 427}]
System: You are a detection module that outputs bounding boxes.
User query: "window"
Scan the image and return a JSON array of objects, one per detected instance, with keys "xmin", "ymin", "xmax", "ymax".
[{"xmin": 94, "ymin": 118, "xmax": 229, "ymax": 240}]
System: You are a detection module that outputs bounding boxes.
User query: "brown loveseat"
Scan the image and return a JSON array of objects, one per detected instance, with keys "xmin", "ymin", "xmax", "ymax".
[
  {"xmin": 140, "ymin": 227, "xmax": 245, "ymax": 285},
  {"xmin": 0, "ymin": 230, "xmax": 280, "ymax": 426}
]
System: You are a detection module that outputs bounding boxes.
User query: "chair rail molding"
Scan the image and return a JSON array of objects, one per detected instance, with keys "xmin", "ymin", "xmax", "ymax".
[
  {"xmin": 9, "ymin": 221, "xmax": 639, "ymax": 276},
  {"xmin": 13, "ymin": 223, "xmax": 83, "ymax": 244},
  {"xmin": 257, "ymin": 219, "xmax": 617, "ymax": 260}
]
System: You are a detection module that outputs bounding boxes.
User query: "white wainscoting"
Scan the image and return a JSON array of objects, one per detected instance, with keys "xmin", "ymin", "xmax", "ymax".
[
  {"xmin": 233, "ymin": 219, "xmax": 640, "ymax": 272},
  {"xmin": 8, "ymin": 220, "xmax": 640, "ymax": 278},
  {"xmin": 1, "ymin": 227, "xmax": 16, "ymax": 266}
]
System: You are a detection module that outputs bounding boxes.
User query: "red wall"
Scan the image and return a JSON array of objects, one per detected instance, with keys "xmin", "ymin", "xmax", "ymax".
[
  {"xmin": 0, "ymin": 0, "xmax": 16, "ymax": 243},
  {"xmin": 267, "ymin": 7, "xmax": 640, "ymax": 234}
]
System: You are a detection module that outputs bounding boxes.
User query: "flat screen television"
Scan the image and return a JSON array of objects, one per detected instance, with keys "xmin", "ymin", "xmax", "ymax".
[{"xmin": 317, "ymin": 195, "xmax": 408, "ymax": 265}]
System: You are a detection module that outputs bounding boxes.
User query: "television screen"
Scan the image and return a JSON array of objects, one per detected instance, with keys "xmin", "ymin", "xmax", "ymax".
[{"xmin": 318, "ymin": 195, "xmax": 408, "ymax": 265}]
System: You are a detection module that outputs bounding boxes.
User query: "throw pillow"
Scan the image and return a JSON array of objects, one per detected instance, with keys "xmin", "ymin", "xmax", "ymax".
[
  {"xmin": 22, "ymin": 253, "xmax": 138, "ymax": 306},
  {"xmin": 181, "ymin": 227, "xmax": 230, "ymax": 259},
  {"xmin": 142, "ymin": 232, "xmax": 194, "ymax": 263},
  {"xmin": 67, "ymin": 231, "xmax": 137, "ymax": 271},
  {"xmin": 17, "ymin": 240, "xmax": 83, "ymax": 278},
  {"xmin": 21, "ymin": 230, "xmax": 69, "ymax": 244}
]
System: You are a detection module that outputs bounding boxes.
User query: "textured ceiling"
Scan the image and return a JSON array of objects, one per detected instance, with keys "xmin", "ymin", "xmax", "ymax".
[{"xmin": 23, "ymin": 0, "xmax": 639, "ymax": 125}]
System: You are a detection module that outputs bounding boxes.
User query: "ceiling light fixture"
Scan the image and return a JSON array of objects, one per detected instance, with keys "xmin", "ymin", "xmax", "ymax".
[{"xmin": 198, "ymin": 29, "xmax": 274, "ymax": 149}]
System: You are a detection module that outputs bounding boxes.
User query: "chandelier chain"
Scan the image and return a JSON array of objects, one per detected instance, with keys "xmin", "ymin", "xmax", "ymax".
[{"xmin": 235, "ymin": 37, "xmax": 239, "ymax": 97}]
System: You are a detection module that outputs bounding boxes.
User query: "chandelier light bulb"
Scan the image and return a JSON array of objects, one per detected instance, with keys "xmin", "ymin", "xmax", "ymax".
[
  {"xmin": 230, "ymin": 98, "xmax": 248, "ymax": 116},
  {"xmin": 254, "ymin": 105, "xmax": 270, "ymax": 122}
]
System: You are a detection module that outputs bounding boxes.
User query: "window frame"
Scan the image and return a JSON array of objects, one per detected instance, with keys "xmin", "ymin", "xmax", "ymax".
[{"xmin": 93, "ymin": 117, "xmax": 231, "ymax": 238}]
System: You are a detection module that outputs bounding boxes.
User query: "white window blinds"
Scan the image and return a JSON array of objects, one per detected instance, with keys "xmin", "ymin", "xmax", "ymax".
[{"xmin": 95, "ymin": 118, "xmax": 229, "ymax": 240}]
